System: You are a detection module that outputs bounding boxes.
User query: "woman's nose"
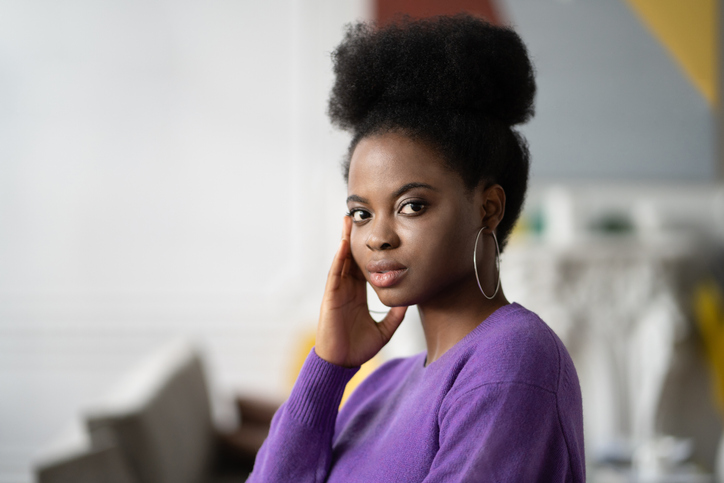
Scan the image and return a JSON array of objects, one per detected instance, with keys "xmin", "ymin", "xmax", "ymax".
[{"xmin": 365, "ymin": 217, "xmax": 400, "ymax": 251}]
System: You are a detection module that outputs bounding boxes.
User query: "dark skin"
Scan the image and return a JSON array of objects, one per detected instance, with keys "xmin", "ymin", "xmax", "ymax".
[{"xmin": 316, "ymin": 132, "xmax": 508, "ymax": 368}]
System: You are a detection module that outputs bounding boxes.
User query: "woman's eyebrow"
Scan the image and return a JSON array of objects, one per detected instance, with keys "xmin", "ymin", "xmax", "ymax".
[
  {"xmin": 346, "ymin": 182, "xmax": 437, "ymax": 204},
  {"xmin": 346, "ymin": 194, "xmax": 368, "ymax": 204},
  {"xmin": 392, "ymin": 182, "xmax": 437, "ymax": 198}
]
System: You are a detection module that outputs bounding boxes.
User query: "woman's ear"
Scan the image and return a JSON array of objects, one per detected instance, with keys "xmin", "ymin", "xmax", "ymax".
[{"xmin": 479, "ymin": 184, "xmax": 506, "ymax": 232}]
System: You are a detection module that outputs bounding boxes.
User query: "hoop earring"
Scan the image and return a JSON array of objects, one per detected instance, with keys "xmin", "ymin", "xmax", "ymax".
[{"xmin": 473, "ymin": 226, "xmax": 501, "ymax": 300}]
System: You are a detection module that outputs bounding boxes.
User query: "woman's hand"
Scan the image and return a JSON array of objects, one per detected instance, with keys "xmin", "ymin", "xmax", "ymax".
[{"xmin": 315, "ymin": 216, "xmax": 408, "ymax": 367}]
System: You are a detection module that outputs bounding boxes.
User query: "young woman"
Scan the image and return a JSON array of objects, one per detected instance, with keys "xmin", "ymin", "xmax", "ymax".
[{"xmin": 248, "ymin": 14, "xmax": 584, "ymax": 482}]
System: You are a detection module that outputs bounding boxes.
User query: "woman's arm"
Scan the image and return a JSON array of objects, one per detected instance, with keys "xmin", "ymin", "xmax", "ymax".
[{"xmin": 246, "ymin": 348, "xmax": 358, "ymax": 483}]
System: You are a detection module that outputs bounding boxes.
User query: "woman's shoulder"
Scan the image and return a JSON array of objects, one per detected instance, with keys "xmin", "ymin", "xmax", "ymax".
[{"xmin": 452, "ymin": 302, "xmax": 571, "ymax": 395}]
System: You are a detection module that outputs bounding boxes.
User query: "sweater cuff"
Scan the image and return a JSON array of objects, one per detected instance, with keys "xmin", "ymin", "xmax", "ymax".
[{"xmin": 286, "ymin": 348, "xmax": 359, "ymax": 429}]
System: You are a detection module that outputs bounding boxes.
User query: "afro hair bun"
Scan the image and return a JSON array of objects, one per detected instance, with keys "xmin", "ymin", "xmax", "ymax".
[{"xmin": 328, "ymin": 14, "xmax": 536, "ymax": 130}]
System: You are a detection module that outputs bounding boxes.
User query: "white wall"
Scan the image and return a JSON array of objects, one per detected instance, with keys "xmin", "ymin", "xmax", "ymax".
[{"xmin": 0, "ymin": 1, "xmax": 369, "ymax": 480}]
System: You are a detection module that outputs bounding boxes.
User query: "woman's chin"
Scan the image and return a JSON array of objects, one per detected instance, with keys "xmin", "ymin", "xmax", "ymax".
[{"xmin": 373, "ymin": 287, "xmax": 417, "ymax": 308}]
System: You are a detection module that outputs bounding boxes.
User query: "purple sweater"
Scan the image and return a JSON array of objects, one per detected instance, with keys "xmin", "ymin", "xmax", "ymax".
[{"xmin": 248, "ymin": 303, "xmax": 585, "ymax": 482}]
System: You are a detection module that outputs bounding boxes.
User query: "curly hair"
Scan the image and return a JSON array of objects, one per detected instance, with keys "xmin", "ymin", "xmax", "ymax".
[{"xmin": 327, "ymin": 14, "xmax": 536, "ymax": 250}]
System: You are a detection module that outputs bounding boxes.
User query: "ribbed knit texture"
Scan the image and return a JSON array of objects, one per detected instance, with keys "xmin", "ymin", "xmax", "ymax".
[
  {"xmin": 287, "ymin": 350, "xmax": 359, "ymax": 429},
  {"xmin": 248, "ymin": 303, "xmax": 585, "ymax": 482}
]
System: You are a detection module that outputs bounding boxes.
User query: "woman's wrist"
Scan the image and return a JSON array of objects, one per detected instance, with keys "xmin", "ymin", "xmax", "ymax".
[{"xmin": 286, "ymin": 348, "xmax": 359, "ymax": 427}]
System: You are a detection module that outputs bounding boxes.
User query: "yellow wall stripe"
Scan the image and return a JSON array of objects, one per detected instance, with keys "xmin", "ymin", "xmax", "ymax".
[{"xmin": 623, "ymin": 0, "xmax": 718, "ymax": 106}]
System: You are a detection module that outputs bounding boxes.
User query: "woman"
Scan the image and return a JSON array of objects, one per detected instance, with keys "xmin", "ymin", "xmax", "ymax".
[{"xmin": 249, "ymin": 14, "xmax": 584, "ymax": 482}]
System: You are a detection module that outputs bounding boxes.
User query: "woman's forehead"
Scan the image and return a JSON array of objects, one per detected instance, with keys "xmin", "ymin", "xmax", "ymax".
[{"xmin": 347, "ymin": 133, "xmax": 456, "ymax": 193}]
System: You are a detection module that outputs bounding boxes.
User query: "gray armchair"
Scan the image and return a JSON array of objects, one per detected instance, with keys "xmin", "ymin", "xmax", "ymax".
[{"xmin": 33, "ymin": 339, "xmax": 249, "ymax": 483}]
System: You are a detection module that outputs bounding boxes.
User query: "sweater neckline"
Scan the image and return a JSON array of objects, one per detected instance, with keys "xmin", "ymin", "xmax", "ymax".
[{"xmin": 421, "ymin": 302, "xmax": 523, "ymax": 369}]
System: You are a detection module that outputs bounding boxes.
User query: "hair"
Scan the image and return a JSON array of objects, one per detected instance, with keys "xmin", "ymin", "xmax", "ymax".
[{"xmin": 327, "ymin": 14, "xmax": 536, "ymax": 251}]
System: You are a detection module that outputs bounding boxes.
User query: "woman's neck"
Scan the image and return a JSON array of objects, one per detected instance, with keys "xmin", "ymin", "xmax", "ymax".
[{"xmin": 418, "ymin": 278, "xmax": 508, "ymax": 366}]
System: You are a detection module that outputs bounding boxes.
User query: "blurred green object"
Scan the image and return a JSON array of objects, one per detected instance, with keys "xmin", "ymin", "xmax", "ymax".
[
  {"xmin": 589, "ymin": 212, "xmax": 635, "ymax": 235},
  {"xmin": 529, "ymin": 208, "xmax": 545, "ymax": 236}
]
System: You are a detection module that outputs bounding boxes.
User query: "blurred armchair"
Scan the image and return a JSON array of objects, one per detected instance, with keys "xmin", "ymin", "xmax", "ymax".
[{"xmin": 32, "ymin": 339, "xmax": 273, "ymax": 483}]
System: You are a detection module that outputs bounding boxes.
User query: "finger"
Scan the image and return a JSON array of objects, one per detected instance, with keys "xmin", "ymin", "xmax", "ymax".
[
  {"xmin": 342, "ymin": 214, "xmax": 352, "ymax": 241},
  {"xmin": 340, "ymin": 216, "xmax": 356, "ymax": 278},
  {"xmin": 326, "ymin": 216, "xmax": 355, "ymax": 292},
  {"xmin": 325, "ymin": 237, "xmax": 349, "ymax": 292},
  {"xmin": 341, "ymin": 256, "xmax": 350, "ymax": 278},
  {"xmin": 377, "ymin": 306, "xmax": 408, "ymax": 342}
]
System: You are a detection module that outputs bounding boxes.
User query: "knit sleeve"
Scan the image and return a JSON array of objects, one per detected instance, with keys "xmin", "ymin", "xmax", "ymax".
[
  {"xmin": 422, "ymin": 381, "xmax": 580, "ymax": 483},
  {"xmin": 246, "ymin": 348, "xmax": 359, "ymax": 483}
]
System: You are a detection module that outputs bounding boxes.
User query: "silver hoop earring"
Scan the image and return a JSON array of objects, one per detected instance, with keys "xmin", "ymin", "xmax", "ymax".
[{"xmin": 473, "ymin": 226, "xmax": 501, "ymax": 300}]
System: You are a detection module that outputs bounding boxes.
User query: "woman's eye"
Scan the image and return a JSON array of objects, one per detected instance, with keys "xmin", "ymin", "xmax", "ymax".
[
  {"xmin": 399, "ymin": 202, "xmax": 425, "ymax": 215},
  {"xmin": 350, "ymin": 209, "xmax": 371, "ymax": 222}
]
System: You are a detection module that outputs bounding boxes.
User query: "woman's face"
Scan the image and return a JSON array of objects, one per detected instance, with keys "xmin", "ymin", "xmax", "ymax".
[{"xmin": 346, "ymin": 132, "xmax": 484, "ymax": 308}]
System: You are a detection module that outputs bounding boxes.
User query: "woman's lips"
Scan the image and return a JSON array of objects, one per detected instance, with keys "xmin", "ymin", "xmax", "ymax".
[{"xmin": 366, "ymin": 260, "xmax": 408, "ymax": 288}]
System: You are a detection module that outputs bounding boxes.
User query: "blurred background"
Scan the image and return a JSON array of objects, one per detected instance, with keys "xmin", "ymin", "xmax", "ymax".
[{"xmin": 1, "ymin": 0, "xmax": 723, "ymax": 482}]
